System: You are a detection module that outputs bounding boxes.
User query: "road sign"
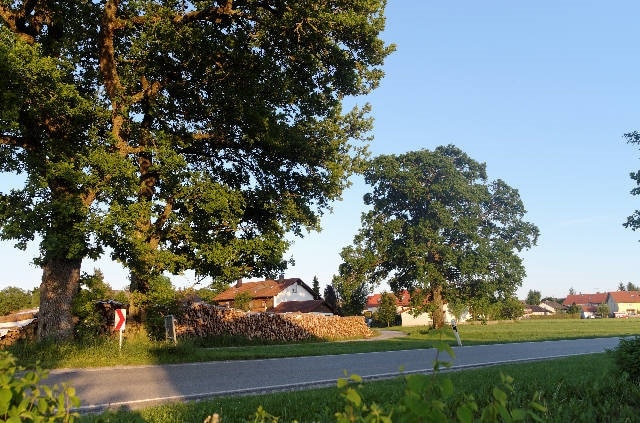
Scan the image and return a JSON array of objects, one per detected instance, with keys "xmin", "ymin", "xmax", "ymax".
[{"xmin": 114, "ymin": 308, "xmax": 126, "ymax": 331}]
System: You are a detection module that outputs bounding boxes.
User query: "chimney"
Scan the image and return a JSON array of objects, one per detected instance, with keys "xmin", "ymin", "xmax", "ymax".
[
  {"xmin": 236, "ymin": 278, "xmax": 242, "ymax": 288},
  {"xmin": 279, "ymin": 273, "xmax": 285, "ymax": 281}
]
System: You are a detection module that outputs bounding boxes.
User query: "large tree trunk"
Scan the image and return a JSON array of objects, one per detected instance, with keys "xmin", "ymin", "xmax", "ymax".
[
  {"xmin": 129, "ymin": 271, "xmax": 150, "ymax": 294},
  {"xmin": 430, "ymin": 285, "xmax": 446, "ymax": 329},
  {"xmin": 37, "ymin": 257, "xmax": 82, "ymax": 341}
]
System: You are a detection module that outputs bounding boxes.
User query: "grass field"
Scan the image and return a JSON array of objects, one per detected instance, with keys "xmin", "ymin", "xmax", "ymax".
[{"xmin": 7, "ymin": 317, "xmax": 640, "ymax": 369}]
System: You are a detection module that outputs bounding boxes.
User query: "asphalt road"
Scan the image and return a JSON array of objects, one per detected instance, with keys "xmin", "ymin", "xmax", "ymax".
[{"xmin": 45, "ymin": 337, "xmax": 622, "ymax": 412}]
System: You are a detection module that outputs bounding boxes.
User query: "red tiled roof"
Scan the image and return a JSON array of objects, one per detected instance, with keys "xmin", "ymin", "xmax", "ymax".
[
  {"xmin": 268, "ymin": 300, "xmax": 333, "ymax": 314},
  {"xmin": 562, "ymin": 293, "xmax": 607, "ymax": 306},
  {"xmin": 366, "ymin": 290, "xmax": 420, "ymax": 308},
  {"xmin": 214, "ymin": 278, "xmax": 305, "ymax": 302},
  {"xmin": 366, "ymin": 293, "xmax": 382, "ymax": 308},
  {"xmin": 608, "ymin": 291, "xmax": 640, "ymax": 303}
]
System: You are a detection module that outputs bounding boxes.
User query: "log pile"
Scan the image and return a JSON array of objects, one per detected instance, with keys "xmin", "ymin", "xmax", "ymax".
[
  {"xmin": 175, "ymin": 302, "xmax": 374, "ymax": 342},
  {"xmin": 0, "ymin": 320, "xmax": 37, "ymax": 347}
]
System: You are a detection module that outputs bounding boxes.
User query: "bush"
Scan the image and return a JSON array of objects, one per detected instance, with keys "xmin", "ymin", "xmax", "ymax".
[
  {"xmin": 129, "ymin": 276, "xmax": 188, "ymax": 341},
  {"xmin": 0, "ymin": 287, "xmax": 34, "ymax": 316},
  {"xmin": 72, "ymin": 270, "xmax": 128, "ymax": 340},
  {"xmin": 611, "ymin": 336, "xmax": 640, "ymax": 383},
  {"xmin": 0, "ymin": 351, "xmax": 80, "ymax": 422}
]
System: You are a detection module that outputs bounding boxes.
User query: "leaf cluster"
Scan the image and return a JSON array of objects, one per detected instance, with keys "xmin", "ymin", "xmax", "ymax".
[
  {"xmin": 611, "ymin": 335, "xmax": 640, "ymax": 383},
  {"xmin": 0, "ymin": 351, "xmax": 79, "ymax": 422}
]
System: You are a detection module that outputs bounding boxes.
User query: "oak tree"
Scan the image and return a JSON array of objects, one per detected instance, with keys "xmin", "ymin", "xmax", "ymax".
[
  {"xmin": 337, "ymin": 146, "xmax": 539, "ymax": 328},
  {"xmin": 0, "ymin": 0, "xmax": 393, "ymax": 340}
]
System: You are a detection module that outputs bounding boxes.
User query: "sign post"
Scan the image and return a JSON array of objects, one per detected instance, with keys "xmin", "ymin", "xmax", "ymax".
[
  {"xmin": 114, "ymin": 308, "xmax": 127, "ymax": 350},
  {"xmin": 451, "ymin": 319, "xmax": 462, "ymax": 347},
  {"xmin": 164, "ymin": 315, "xmax": 176, "ymax": 344}
]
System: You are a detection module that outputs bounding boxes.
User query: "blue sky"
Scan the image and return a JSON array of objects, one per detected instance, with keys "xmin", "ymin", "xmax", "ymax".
[{"xmin": 1, "ymin": 1, "xmax": 639, "ymax": 299}]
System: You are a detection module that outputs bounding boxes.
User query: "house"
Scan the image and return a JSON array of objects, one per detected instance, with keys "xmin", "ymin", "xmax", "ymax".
[
  {"xmin": 539, "ymin": 300, "xmax": 566, "ymax": 314},
  {"xmin": 213, "ymin": 277, "xmax": 332, "ymax": 314},
  {"xmin": 606, "ymin": 291, "xmax": 640, "ymax": 317},
  {"xmin": 523, "ymin": 304, "xmax": 552, "ymax": 317},
  {"xmin": 562, "ymin": 292, "xmax": 607, "ymax": 309},
  {"xmin": 580, "ymin": 305, "xmax": 597, "ymax": 319},
  {"xmin": 365, "ymin": 290, "xmax": 468, "ymax": 327}
]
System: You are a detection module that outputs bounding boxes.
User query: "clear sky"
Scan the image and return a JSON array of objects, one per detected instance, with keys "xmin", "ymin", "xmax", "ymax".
[{"xmin": 1, "ymin": 1, "xmax": 639, "ymax": 300}]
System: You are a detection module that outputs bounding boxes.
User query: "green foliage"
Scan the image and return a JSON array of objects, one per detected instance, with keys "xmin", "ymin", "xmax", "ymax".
[
  {"xmin": 0, "ymin": 287, "xmax": 33, "ymax": 316},
  {"xmin": 495, "ymin": 297, "xmax": 525, "ymax": 321},
  {"xmin": 332, "ymin": 343, "xmax": 546, "ymax": 423},
  {"xmin": 525, "ymin": 290, "xmax": 541, "ymax": 305},
  {"xmin": 129, "ymin": 276, "xmax": 183, "ymax": 340},
  {"xmin": 234, "ymin": 292, "xmax": 254, "ymax": 312},
  {"xmin": 312, "ymin": 276, "xmax": 321, "ymax": 298},
  {"xmin": 1, "ymin": 0, "xmax": 393, "ymax": 340},
  {"xmin": 71, "ymin": 270, "xmax": 123, "ymax": 339},
  {"xmin": 375, "ymin": 293, "xmax": 398, "ymax": 327},
  {"xmin": 566, "ymin": 303, "xmax": 581, "ymax": 315},
  {"xmin": 334, "ymin": 277, "xmax": 369, "ymax": 316},
  {"xmin": 0, "ymin": 351, "xmax": 80, "ymax": 422},
  {"xmin": 337, "ymin": 146, "xmax": 540, "ymax": 328},
  {"xmin": 596, "ymin": 303, "xmax": 609, "ymax": 318},
  {"xmin": 324, "ymin": 285, "xmax": 339, "ymax": 315},
  {"xmin": 611, "ymin": 336, "xmax": 640, "ymax": 383},
  {"xmin": 624, "ymin": 131, "xmax": 640, "ymax": 235}
]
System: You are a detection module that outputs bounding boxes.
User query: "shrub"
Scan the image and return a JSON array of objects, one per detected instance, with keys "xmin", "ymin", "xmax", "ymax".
[
  {"xmin": 72, "ymin": 270, "xmax": 129, "ymax": 340},
  {"xmin": 0, "ymin": 351, "xmax": 80, "ymax": 422},
  {"xmin": 129, "ymin": 276, "xmax": 188, "ymax": 341},
  {"xmin": 611, "ymin": 336, "xmax": 640, "ymax": 383},
  {"xmin": 0, "ymin": 287, "xmax": 34, "ymax": 316}
]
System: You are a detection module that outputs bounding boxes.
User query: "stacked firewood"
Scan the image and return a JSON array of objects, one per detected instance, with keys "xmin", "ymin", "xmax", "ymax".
[
  {"xmin": 175, "ymin": 303, "xmax": 374, "ymax": 342},
  {"xmin": 0, "ymin": 320, "xmax": 37, "ymax": 347}
]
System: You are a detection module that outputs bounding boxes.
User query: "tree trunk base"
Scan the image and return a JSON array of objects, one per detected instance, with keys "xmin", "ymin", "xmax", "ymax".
[{"xmin": 37, "ymin": 258, "xmax": 82, "ymax": 341}]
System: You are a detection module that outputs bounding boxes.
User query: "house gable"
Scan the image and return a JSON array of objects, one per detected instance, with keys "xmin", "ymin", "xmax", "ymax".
[
  {"xmin": 606, "ymin": 291, "xmax": 640, "ymax": 315},
  {"xmin": 213, "ymin": 278, "xmax": 317, "ymax": 312}
]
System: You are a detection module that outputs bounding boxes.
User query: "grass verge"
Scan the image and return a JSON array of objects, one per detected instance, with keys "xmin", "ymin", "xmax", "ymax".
[
  {"xmin": 78, "ymin": 352, "xmax": 640, "ymax": 422},
  {"xmin": 7, "ymin": 318, "xmax": 640, "ymax": 369}
]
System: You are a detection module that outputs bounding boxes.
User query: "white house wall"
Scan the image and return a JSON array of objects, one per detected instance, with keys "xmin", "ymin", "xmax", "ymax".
[
  {"xmin": 274, "ymin": 283, "xmax": 315, "ymax": 306},
  {"xmin": 400, "ymin": 305, "xmax": 469, "ymax": 327}
]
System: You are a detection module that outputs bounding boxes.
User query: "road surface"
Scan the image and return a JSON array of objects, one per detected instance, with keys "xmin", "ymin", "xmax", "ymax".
[{"xmin": 45, "ymin": 337, "xmax": 621, "ymax": 412}]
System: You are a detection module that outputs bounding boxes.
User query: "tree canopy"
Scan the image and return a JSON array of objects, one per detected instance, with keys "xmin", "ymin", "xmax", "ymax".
[
  {"xmin": 525, "ymin": 289, "xmax": 541, "ymax": 305},
  {"xmin": 0, "ymin": 0, "xmax": 393, "ymax": 340},
  {"xmin": 335, "ymin": 146, "xmax": 539, "ymax": 328},
  {"xmin": 624, "ymin": 131, "xmax": 640, "ymax": 235}
]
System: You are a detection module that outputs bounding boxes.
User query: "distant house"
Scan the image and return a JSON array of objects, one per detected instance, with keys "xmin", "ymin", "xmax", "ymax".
[
  {"xmin": 606, "ymin": 291, "xmax": 640, "ymax": 317},
  {"xmin": 580, "ymin": 305, "xmax": 597, "ymax": 319},
  {"xmin": 523, "ymin": 304, "xmax": 552, "ymax": 317},
  {"xmin": 562, "ymin": 293, "xmax": 608, "ymax": 308},
  {"xmin": 365, "ymin": 290, "xmax": 468, "ymax": 327},
  {"xmin": 539, "ymin": 300, "xmax": 566, "ymax": 314},
  {"xmin": 213, "ymin": 277, "xmax": 332, "ymax": 314}
]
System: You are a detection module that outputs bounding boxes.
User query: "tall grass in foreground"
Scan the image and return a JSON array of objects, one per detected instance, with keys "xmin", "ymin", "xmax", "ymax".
[{"xmin": 80, "ymin": 352, "xmax": 640, "ymax": 422}]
